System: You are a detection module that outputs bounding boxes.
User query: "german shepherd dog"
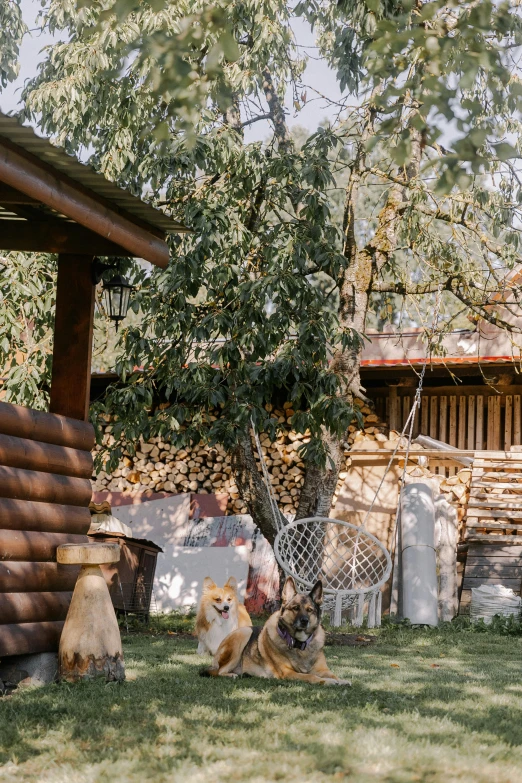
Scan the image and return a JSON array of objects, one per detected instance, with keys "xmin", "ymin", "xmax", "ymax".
[{"xmin": 201, "ymin": 576, "xmax": 351, "ymax": 685}]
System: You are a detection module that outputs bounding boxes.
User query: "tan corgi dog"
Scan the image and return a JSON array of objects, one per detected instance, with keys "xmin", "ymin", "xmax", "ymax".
[{"xmin": 196, "ymin": 576, "xmax": 252, "ymax": 656}]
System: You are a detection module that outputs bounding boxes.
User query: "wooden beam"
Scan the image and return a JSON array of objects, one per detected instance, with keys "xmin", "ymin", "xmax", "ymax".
[
  {"xmin": 0, "ymin": 220, "xmax": 135, "ymax": 255},
  {"xmin": 0, "ymin": 182, "xmax": 38, "ymax": 203},
  {"xmin": 0, "ymin": 139, "xmax": 170, "ymax": 267},
  {"xmin": 50, "ymin": 255, "xmax": 95, "ymax": 422}
]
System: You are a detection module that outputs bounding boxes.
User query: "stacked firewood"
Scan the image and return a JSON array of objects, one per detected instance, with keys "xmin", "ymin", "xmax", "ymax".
[{"xmin": 91, "ymin": 400, "xmax": 470, "ymax": 514}]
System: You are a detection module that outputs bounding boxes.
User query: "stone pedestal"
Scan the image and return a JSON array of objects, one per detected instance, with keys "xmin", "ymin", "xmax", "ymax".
[{"xmin": 57, "ymin": 543, "xmax": 125, "ymax": 682}]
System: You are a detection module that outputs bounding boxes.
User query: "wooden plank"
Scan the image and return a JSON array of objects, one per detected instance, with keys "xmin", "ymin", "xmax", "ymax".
[
  {"xmin": 0, "ymin": 465, "xmax": 92, "ymax": 507},
  {"xmin": 467, "ymin": 507, "xmax": 522, "ymax": 519},
  {"xmin": 458, "ymin": 396, "xmax": 467, "ymax": 449},
  {"xmin": 430, "ymin": 396, "xmax": 438, "ymax": 439},
  {"xmin": 0, "ymin": 498, "xmax": 90, "ymax": 534},
  {"xmin": 466, "ymin": 518, "xmax": 522, "ymax": 528},
  {"xmin": 467, "ymin": 544, "xmax": 522, "ymax": 555},
  {"xmin": 467, "ymin": 557, "xmax": 522, "ymax": 566},
  {"xmin": 463, "ymin": 577, "xmax": 521, "ymax": 589},
  {"xmin": 487, "ymin": 396, "xmax": 495, "ymax": 450},
  {"xmin": 449, "ymin": 396, "xmax": 457, "ymax": 447},
  {"xmin": 465, "ymin": 535, "xmax": 522, "ymax": 543},
  {"xmin": 476, "ymin": 395, "xmax": 484, "ymax": 450},
  {"xmin": 505, "ymin": 395, "xmax": 513, "ymax": 451},
  {"xmin": 468, "ymin": 497, "xmax": 522, "ymax": 509},
  {"xmin": 0, "ymin": 401, "xmax": 94, "ymax": 451},
  {"xmin": 413, "ymin": 399, "xmax": 420, "ymax": 438},
  {"xmin": 49, "ymin": 255, "xmax": 96, "ymax": 422},
  {"xmin": 0, "ymin": 592, "xmax": 71, "ymax": 625},
  {"xmin": 513, "ymin": 394, "xmax": 522, "ymax": 446},
  {"xmin": 467, "ymin": 395, "xmax": 475, "ymax": 451},
  {"xmin": 0, "ymin": 621, "xmax": 64, "ymax": 658},
  {"xmin": 0, "ymin": 433, "xmax": 93, "ymax": 479},
  {"xmin": 0, "ymin": 530, "xmax": 88, "ymax": 561},
  {"xmin": 421, "ymin": 396, "xmax": 429, "ymax": 435},
  {"xmin": 439, "ymin": 396, "xmax": 448, "ymax": 444},
  {"xmin": 465, "ymin": 565, "xmax": 522, "ymax": 578}
]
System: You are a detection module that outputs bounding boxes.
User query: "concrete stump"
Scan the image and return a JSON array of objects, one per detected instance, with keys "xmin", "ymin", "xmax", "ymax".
[{"xmin": 57, "ymin": 543, "xmax": 125, "ymax": 682}]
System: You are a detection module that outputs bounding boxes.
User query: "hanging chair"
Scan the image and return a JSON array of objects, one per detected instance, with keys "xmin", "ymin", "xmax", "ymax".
[{"xmin": 274, "ymin": 516, "xmax": 392, "ymax": 627}]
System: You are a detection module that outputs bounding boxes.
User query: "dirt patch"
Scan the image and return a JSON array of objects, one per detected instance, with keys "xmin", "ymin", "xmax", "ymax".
[{"xmin": 325, "ymin": 633, "xmax": 376, "ymax": 647}]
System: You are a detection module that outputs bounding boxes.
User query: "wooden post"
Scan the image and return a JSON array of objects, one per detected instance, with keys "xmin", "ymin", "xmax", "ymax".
[
  {"xmin": 505, "ymin": 395, "xmax": 513, "ymax": 451},
  {"xmin": 476, "ymin": 395, "xmax": 484, "ymax": 450},
  {"xmin": 49, "ymin": 255, "xmax": 95, "ymax": 421}
]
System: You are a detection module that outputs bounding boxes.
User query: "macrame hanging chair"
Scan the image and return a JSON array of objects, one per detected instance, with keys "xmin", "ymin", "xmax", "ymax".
[{"xmin": 251, "ymin": 289, "xmax": 444, "ymax": 627}]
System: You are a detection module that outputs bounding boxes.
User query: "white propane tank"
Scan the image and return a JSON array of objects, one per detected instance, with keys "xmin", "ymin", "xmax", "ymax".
[{"xmin": 400, "ymin": 482, "xmax": 438, "ymax": 626}]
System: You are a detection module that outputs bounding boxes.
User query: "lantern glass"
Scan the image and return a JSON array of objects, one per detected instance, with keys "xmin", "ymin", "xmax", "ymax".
[{"xmin": 102, "ymin": 274, "xmax": 133, "ymax": 329}]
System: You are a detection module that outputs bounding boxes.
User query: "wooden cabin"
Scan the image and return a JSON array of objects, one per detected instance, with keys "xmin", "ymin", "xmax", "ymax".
[{"xmin": 0, "ymin": 112, "xmax": 184, "ymax": 658}]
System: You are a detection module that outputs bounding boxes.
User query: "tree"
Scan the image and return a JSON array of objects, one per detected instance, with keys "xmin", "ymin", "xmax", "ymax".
[{"xmin": 4, "ymin": 0, "xmax": 522, "ymax": 545}]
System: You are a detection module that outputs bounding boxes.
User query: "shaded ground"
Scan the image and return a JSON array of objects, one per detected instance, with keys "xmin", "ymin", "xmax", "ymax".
[{"xmin": 0, "ymin": 624, "xmax": 521, "ymax": 782}]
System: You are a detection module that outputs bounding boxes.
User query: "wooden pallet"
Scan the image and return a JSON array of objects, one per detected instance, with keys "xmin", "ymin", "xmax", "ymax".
[
  {"xmin": 460, "ymin": 543, "xmax": 522, "ymax": 612},
  {"xmin": 465, "ymin": 453, "xmax": 522, "ymax": 541}
]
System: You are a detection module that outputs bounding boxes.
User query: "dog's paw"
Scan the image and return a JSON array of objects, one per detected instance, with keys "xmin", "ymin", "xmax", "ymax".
[{"xmin": 324, "ymin": 678, "xmax": 352, "ymax": 687}]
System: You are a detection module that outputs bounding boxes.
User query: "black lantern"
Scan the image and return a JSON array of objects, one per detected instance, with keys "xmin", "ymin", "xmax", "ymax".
[
  {"xmin": 102, "ymin": 274, "xmax": 134, "ymax": 330},
  {"xmin": 92, "ymin": 258, "xmax": 135, "ymax": 330}
]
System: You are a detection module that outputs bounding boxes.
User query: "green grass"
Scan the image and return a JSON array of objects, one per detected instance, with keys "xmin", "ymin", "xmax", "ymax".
[{"xmin": 1, "ymin": 624, "xmax": 522, "ymax": 783}]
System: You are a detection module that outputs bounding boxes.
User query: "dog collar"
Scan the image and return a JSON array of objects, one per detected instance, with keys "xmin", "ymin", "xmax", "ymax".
[{"xmin": 277, "ymin": 621, "xmax": 314, "ymax": 651}]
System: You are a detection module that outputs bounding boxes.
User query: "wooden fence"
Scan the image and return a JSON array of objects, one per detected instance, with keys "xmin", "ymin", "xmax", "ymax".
[{"xmin": 371, "ymin": 387, "xmax": 522, "ymax": 452}]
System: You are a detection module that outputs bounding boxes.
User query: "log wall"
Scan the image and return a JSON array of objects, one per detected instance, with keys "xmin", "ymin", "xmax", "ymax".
[{"xmin": 0, "ymin": 401, "xmax": 94, "ymax": 657}]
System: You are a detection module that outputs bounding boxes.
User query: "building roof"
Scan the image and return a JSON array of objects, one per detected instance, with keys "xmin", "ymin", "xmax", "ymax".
[
  {"xmin": 0, "ymin": 111, "xmax": 187, "ymax": 267},
  {"xmin": 362, "ymin": 324, "xmax": 522, "ymax": 368}
]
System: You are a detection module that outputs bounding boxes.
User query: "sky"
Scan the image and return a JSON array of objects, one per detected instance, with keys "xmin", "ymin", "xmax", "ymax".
[{"xmin": 0, "ymin": 2, "xmax": 343, "ymax": 144}]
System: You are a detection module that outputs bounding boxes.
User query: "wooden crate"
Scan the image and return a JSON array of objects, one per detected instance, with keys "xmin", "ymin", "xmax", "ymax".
[{"xmin": 459, "ymin": 542, "xmax": 522, "ymax": 613}]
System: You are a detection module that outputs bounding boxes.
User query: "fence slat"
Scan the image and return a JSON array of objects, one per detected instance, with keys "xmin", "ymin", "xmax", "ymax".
[
  {"xmin": 430, "ymin": 396, "xmax": 438, "ymax": 439},
  {"xmin": 514, "ymin": 395, "xmax": 521, "ymax": 446},
  {"xmin": 505, "ymin": 395, "xmax": 513, "ymax": 451},
  {"xmin": 458, "ymin": 396, "xmax": 467, "ymax": 449},
  {"xmin": 421, "ymin": 396, "xmax": 429, "ymax": 435},
  {"xmin": 494, "ymin": 396, "xmax": 502, "ymax": 450},
  {"xmin": 449, "ymin": 396, "xmax": 457, "ymax": 447},
  {"xmin": 439, "ymin": 396, "xmax": 448, "ymax": 444},
  {"xmin": 487, "ymin": 396, "xmax": 495, "ymax": 450},
  {"xmin": 467, "ymin": 395, "xmax": 475, "ymax": 451},
  {"xmin": 476, "ymin": 395, "xmax": 484, "ymax": 450}
]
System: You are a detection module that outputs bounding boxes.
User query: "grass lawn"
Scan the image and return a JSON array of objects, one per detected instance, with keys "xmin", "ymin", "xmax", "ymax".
[{"xmin": 0, "ymin": 622, "xmax": 521, "ymax": 783}]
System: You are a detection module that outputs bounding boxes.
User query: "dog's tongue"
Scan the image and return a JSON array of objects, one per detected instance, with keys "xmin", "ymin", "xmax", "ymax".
[{"xmin": 222, "ymin": 611, "xmax": 229, "ymax": 619}]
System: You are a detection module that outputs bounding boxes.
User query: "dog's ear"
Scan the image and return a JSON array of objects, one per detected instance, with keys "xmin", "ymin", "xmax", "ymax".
[
  {"xmin": 225, "ymin": 576, "xmax": 238, "ymax": 591},
  {"xmin": 309, "ymin": 580, "xmax": 323, "ymax": 606},
  {"xmin": 282, "ymin": 576, "xmax": 297, "ymax": 605},
  {"xmin": 203, "ymin": 577, "xmax": 216, "ymax": 592}
]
